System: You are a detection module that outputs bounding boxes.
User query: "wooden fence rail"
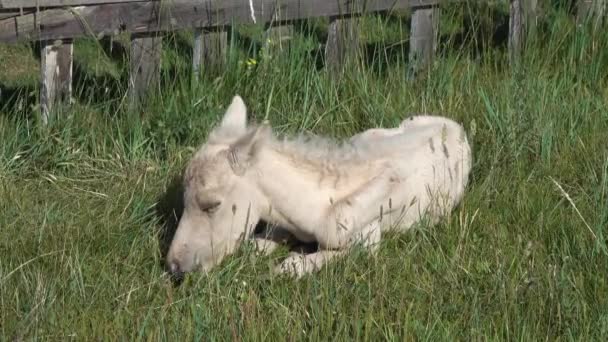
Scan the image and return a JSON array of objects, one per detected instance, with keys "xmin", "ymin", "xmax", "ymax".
[
  {"xmin": 0, "ymin": 0, "xmax": 605, "ymax": 124},
  {"xmin": 0, "ymin": 0, "xmax": 145, "ymax": 7}
]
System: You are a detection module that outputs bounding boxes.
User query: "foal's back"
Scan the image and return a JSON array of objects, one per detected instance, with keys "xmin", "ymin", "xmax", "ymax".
[{"xmin": 350, "ymin": 115, "xmax": 469, "ymax": 162}]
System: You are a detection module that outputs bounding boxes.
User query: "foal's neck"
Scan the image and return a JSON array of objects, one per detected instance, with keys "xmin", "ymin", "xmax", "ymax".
[{"xmin": 250, "ymin": 147, "xmax": 374, "ymax": 231}]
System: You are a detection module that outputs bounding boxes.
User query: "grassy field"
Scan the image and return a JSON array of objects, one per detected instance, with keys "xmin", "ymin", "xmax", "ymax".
[{"xmin": 1, "ymin": 3, "xmax": 607, "ymax": 340}]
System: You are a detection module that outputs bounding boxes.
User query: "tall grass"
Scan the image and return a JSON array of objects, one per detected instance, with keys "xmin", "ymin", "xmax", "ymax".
[{"xmin": 1, "ymin": 3, "xmax": 607, "ymax": 340}]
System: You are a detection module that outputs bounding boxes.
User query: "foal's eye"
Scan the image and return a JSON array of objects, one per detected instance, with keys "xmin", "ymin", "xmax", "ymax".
[{"xmin": 201, "ymin": 201, "xmax": 221, "ymax": 214}]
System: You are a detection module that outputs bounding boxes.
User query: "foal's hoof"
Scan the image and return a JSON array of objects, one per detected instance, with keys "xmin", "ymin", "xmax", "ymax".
[
  {"xmin": 252, "ymin": 238, "xmax": 280, "ymax": 256},
  {"xmin": 274, "ymin": 253, "xmax": 315, "ymax": 278}
]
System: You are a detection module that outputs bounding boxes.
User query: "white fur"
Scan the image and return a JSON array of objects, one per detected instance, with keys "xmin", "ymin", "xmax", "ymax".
[{"xmin": 166, "ymin": 95, "xmax": 473, "ymax": 277}]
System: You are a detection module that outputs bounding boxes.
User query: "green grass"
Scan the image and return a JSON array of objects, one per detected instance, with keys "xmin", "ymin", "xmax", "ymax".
[{"xmin": 1, "ymin": 4, "xmax": 608, "ymax": 340}]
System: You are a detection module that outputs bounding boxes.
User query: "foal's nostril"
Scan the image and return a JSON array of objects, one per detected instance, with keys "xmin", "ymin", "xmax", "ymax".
[{"xmin": 168, "ymin": 262, "xmax": 184, "ymax": 282}]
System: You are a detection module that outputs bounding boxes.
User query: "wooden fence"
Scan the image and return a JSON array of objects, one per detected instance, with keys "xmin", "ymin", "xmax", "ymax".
[{"xmin": 0, "ymin": 0, "xmax": 604, "ymax": 124}]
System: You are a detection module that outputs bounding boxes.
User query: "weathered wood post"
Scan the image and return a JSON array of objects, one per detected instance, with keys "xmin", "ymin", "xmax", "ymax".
[
  {"xmin": 325, "ymin": 17, "xmax": 360, "ymax": 75},
  {"xmin": 577, "ymin": 0, "xmax": 606, "ymax": 29},
  {"xmin": 408, "ymin": 5, "xmax": 440, "ymax": 79},
  {"xmin": 599, "ymin": 0, "xmax": 607, "ymax": 26},
  {"xmin": 40, "ymin": 39, "xmax": 73, "ymax": 124},
  {"xmin": 193, "ymin": 28, "xmax": 228, "ymax": 78},
  {"xmin": 509, "ymin": 0, "xmax": 539, "ymax": 66},
  {"xmin": 129, "ymin": 33, "xmax": 162, "ymax": 110},
  {"xmin": 577, "ymin": 0, "xmax": 594, "ymax": 25},
  {"xmin": 509, "ymin": 0, "xmax": 523, "ymax": 65},
  {"xmin": 523, "ymin": 0, "xmax": 538, "ymax": 38}
]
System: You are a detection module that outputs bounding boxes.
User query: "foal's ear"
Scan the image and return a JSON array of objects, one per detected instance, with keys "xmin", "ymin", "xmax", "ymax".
[
  {"xmin": 218, "ymin": 95, "xmax": 248, "ymax": 135},
  {"xmin": 228, "ymin": 124, "xmax": 271, "ymax": 175}
]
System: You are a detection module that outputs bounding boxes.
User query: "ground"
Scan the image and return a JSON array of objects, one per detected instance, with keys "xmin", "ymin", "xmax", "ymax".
[{"xmin": 1, "ymin": 3, "xmax": 607, "ymax": 340}]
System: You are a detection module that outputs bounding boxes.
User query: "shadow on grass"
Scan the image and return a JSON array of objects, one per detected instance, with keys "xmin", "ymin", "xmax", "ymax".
[
  {"xmin": 72, "ymin": 61, "xmax": 127, "ymax": 111},
  {"xmin": 154, "ymin": 172, "xmax": 186, "ymax": 285},
  {"xmin": 0, "ymin": 39, "xmax": 128, "ymax": 119},
  {"xmin": 155, "ymin": 173, "xmax": 185, "ymax": 268},
  {"xmin": 1, "ymin": 11, "xmax": 516, "ymax": 119},
  {"xmin": 283, "ymin": 10, "xmax": 513, "ymax": 79},
  {"xmin": 0, "ymin": 84, "xmax": 37, "ymax": 121}
]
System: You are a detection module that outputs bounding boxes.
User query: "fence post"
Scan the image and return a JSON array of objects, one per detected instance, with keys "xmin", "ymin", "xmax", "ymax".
[
  {"xmin": 600, "ymin": 0, "xmax": 607, "ymax": 26},
  {"xmin": 523, "ymin": 0, "xmax": 538, "ymax": 37},
  {"xmin": 509, "ymin": 0, "xmax": 539, "ymax": 65},
  {"xmin": 129, "ymin": 33, "xmax": 162, "ymax": 110},
  {"xmin": 577, "ymin": 0, "xmax": 606, "ymax": 29},
  {"xmin": 577, "ymin": 0, "xmax": 594, "ymax": 26},
  {"xmin": 325, "ymin": 17, "xmax": 360, "ymax": 75},
  {"xmin": 408, "ymin": 5, "xmax": 439, "ymax": 79},
  {"xmin": 508, "ymin": 0, "xmax": 522, "ymax": 66},
  {"xmin": 40, "ymin": 39, "xmax": 73, "ymax": 125},
  {"xmin": 193, "ymin": 28, "xmax": 228, "ymax": 79}
]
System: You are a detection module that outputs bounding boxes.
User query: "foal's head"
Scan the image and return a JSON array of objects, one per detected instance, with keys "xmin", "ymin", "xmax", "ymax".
[{"xmin": 166, "ymin": 96, "xmax": 270, "ymax": 277}]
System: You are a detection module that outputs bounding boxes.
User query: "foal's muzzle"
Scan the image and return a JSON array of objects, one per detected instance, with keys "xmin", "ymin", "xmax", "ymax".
[{"xmin": 168, "ymin": 261, "xmax": 185, "ymax": 282}]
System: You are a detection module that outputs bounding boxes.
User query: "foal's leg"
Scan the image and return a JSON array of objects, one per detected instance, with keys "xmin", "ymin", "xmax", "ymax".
[
  {"xmin": 317, "ymin": 172, "xmax": 396, "ymax": 249},
  {"xmin": 252, "ymin": 238, "xmax": 281, "ymax": 255},
  {"xmin": 274, "ymin": 250, "xmax": 345, "ymax": 277},
  {"xmin": 275, "ymin": 220, "xmax": 381, "ymax": 278}
]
